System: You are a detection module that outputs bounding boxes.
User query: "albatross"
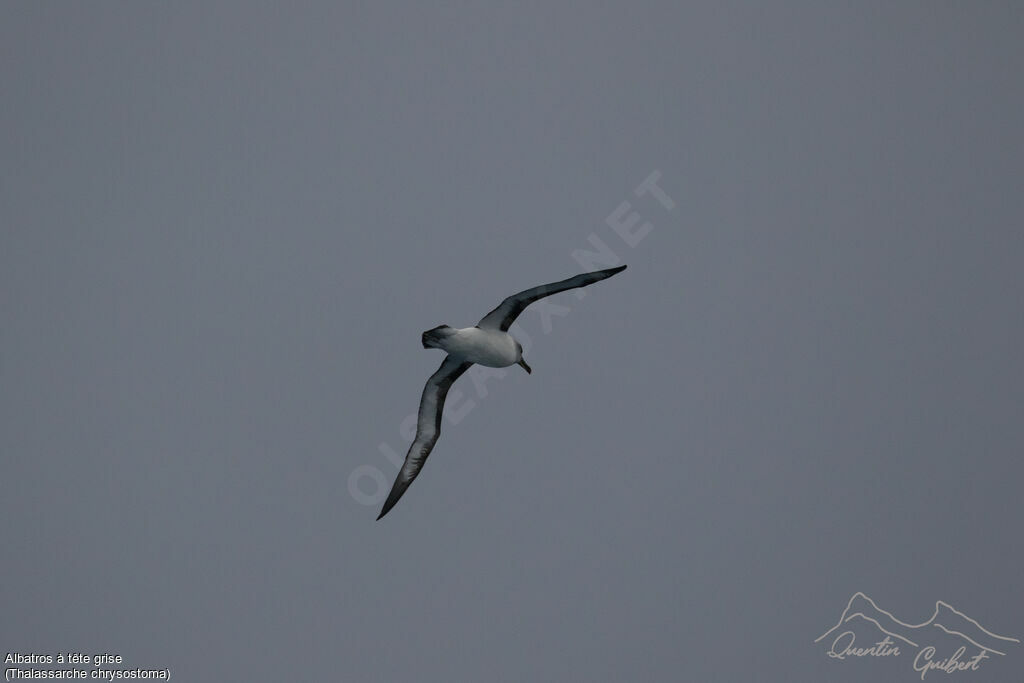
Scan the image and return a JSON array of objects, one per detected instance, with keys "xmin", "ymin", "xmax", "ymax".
[{"xmin": 377, "ymin": 264, "xmax": 627, "ymax": 520}]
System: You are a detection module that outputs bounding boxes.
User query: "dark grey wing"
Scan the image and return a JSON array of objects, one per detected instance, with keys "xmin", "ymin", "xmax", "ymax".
[
  {"xmin": 476, "ymin": 265, "xmax": 627, "ymax": 331},
  {"xmin": 376, "ymin": 355, "xmax": 473, "ymax": 520}
]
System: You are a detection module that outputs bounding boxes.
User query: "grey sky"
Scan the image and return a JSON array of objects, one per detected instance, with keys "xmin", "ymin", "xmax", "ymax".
[{"xmin": 2, "ymin": 3, "xmax": 1022, "ymax": 682}]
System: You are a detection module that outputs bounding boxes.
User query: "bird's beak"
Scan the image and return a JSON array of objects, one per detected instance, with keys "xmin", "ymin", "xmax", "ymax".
[{"xmin": 517, "ymin": 358, "xmax": 532, "ymax": 374}]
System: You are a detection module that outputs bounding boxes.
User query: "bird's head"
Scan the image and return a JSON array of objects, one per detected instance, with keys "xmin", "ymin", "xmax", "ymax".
[{"xmin": 515, "ymin": 341, "xmax": 531, "ymax": 374}]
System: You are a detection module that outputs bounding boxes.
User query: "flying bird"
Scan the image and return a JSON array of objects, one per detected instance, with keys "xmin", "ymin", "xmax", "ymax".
[{"xmin": 377, "ymin": 264, "xmax": 627, "ymax": 520}]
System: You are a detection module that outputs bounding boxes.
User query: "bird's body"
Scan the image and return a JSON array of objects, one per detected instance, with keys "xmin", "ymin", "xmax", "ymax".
[
  {"xmin": 423, "ymin": 326, "xmax": 520, "ymax": 368},
  {"xmin": 377, "ymin": 264, "xmax": 627, "ymax": 520}
]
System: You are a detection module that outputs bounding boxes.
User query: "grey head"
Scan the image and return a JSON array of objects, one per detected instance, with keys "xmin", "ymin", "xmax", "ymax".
[{"xmin": 421, "ymin": 324, "xmax": 454, "ymax": 349}]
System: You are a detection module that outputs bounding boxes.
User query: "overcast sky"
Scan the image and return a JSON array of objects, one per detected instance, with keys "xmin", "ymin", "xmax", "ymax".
[{"xmin": 2, "ymin": 3, "xmax": 1022, "ymax": 682}]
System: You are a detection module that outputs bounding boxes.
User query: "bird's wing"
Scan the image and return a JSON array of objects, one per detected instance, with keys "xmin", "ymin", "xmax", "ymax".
[
  {"xmin": 377, "ymin": 355, "xmax": 473, "ymax": 520},
  {"xmin": 477, "ymin": 265, "xmax": 627, "ymax": 331}
]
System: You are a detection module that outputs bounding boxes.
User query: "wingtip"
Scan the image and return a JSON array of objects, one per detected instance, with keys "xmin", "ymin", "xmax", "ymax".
[{"xmin": 376, "ymin": 495, "xmax": 399, "ymax": 520}]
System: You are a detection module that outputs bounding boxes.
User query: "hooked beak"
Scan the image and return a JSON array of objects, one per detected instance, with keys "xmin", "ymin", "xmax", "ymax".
[{"xmin": 517, "ymin": 358, "xmax": 532, "ymax": 374}]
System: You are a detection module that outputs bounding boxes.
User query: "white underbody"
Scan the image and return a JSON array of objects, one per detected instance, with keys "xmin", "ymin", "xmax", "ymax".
[{"xmin": 436, "ymin": 327, "xmax": 520, "ymax": 367}]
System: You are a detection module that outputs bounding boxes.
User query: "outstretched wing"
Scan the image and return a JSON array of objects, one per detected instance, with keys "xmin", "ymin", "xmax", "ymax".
[
  {"xmin": 377, "ymin": 355, "xmax": 473, "ymax": 520},
  {"xmin": 477, "ymin": 265, "xmax": 627, "ymax": 331}
]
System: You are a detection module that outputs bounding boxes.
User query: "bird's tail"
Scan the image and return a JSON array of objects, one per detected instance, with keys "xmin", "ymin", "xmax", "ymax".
[{"xmin": 421, "ymin": 324, "xmax": 455, "ymax": 349}]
